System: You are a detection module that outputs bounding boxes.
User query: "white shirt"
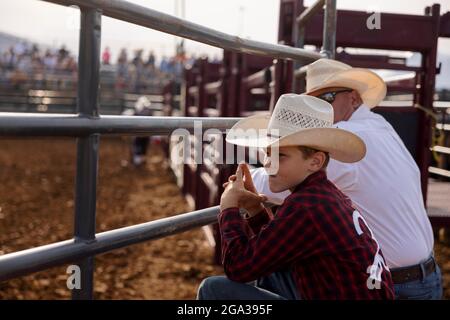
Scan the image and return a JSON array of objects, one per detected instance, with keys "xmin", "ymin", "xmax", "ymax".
[{"xmin": 251, "ymin": 105, "xmax": 434, "ymax": 268}]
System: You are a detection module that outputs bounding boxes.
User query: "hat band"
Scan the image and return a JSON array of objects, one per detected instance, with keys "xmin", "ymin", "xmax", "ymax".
[{"xmin": 275, "ymin": 108, "xmax": 333, "ymax": 129}]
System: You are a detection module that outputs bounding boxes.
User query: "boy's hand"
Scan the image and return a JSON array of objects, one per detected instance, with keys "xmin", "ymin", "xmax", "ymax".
[
  {"xmin": 220, "ymin": 163, "xmax": 267, "ymax": 216},
  {"xmin": 223, "ymin": 162, "xmax": 258, "ymax": 194}
]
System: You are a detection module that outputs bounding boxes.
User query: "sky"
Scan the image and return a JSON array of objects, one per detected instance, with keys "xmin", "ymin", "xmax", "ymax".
[
  {"xmin": 1, "ymin": 0, "xmax": 450, "ymax": 61},
  {"xmin": 0, "ymin": 0, "xmax": 450, "ymax": 88},
  {"xmin": 0, "ymin": 0, "xmax": 279, "ymax": 60}
]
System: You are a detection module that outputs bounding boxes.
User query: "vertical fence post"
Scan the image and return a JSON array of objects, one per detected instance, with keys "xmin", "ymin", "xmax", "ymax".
[
  {"xmin": 72, "ymin": 6, "xmax": 102, "ymax": 300},
  {"xmin": 321, "ymin": 0, "xmax": 337, "ymax": 59},
  {"xmin": 418, "ymin": 4, "xmax": 440, "ymax": 204},
  {"xmin": 291, "ymin": 0, "xmax": 306, "ymax": 93},
  {"xmin": 291, "ymin": 26, "xmax": 305, "ymax": 93}
]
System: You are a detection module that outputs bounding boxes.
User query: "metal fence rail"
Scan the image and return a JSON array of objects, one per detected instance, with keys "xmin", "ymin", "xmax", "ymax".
[
  {"xmin": 0, "ymin": 0, "xmax": 333, "ymax": 299},
  {"xmin": 0, "ymin": 113, "xmax": 241, "ymax": 136},
  {"xmin": 0, "ymin": 206, "xmax": 219, "ymax": 282},
  {"xmin": 292, "ymin": 0, "xmax": 336, "ymax": 91},
  {"xmin": 46, "ymin": 0, "xmax": 323, "ymax": 63}
]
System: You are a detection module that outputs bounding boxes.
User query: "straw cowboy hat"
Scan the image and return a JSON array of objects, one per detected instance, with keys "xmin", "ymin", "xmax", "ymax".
[
  {"xmin": 305, "ymin": 58, "xmax": 386, "ymax": 108},
  {"xmin": 226, "ymin": 94, "xmax": 366, "ymax": 163}
]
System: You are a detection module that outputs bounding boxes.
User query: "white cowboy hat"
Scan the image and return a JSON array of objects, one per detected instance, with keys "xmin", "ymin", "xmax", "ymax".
[
  {"xmin": 226, "ymin": 94, "xmax": 366, "ymax": 163},
  {"xmin": 134, "ymin": 96, "xmax": 152, "ymax": 113},
  {"xmin": 305, "ymin": 58, "xmax": 386, "ymax": 108}
]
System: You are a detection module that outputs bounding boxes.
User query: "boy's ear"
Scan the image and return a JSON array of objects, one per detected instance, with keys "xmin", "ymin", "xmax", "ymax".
[{"xmin": 308, "ymin": 151, "xmax": 326, "ymax": 172}]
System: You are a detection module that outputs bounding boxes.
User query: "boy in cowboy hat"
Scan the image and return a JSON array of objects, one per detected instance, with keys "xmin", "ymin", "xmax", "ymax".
[
  {"xmin": 251, "ymin": 59, "xmax": 442, "ymax": 299},
  {"xmin": 197, "ymin": 94, "xmax": 394, "ymax": 300}
]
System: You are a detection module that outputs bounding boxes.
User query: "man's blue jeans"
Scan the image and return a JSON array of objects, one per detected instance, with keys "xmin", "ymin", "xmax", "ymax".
[
  {"xmin": 197, "ymin": 260, "xmax": 443, "ymax": 300},
  {"xmin": 394, "ymin": 260, "xmax": 443, "ymax": 300}
]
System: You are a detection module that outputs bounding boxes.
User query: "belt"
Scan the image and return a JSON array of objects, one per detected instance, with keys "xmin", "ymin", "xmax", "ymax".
[{"xmin": 390, "ymin": 256, "xmax": 436, "ymax": 284}]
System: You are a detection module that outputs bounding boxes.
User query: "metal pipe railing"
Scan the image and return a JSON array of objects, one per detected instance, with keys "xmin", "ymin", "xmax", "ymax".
[
  {"xmin": 292, "ymin": 0, "xmax": 326, "ymax": 91},
  {"xmin": 43, "ymin": 0, "xmax": 323, "ymax": 63},
  {"xmin": 294, "ymin": 65, "xmax": 308, "ymax": 79},
  {"xmin": 72, "ymin": 6, "xmax": 102, "ymax": 299},
  {"xmin": 0, "ymin": 206, "xmax": 220, "ymax": 282},
  {"xmin": 0, "ymin": 113, "xmax": 241, "ymax": 136},
  {"xmin": 292, "ymin": 0, "xmax": 337, "ymax": 90},
  {"xmin": 321, "ymin": 0, "xmax": 337, "ymax": 59},
  {"xmin": 296, "ymin": 0, "xmax": 325, "ymax": 27}
]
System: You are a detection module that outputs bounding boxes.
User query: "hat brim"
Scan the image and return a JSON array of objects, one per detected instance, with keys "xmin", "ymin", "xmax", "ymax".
[
  {"xmin": 305, "ymin": 68, "xmax": 386, "ymax": 108},
  {"xmin": 226, "ymin": 114, "xmax": 366, "ymax": 163}
]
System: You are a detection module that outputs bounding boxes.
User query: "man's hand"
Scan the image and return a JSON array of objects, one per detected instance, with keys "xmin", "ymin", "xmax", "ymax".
[{"xmin": 220, "ymin": 163, "xmax": 267, "ymax": 216}]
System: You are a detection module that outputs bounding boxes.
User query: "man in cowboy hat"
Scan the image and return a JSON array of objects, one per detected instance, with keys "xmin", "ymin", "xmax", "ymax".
[
  {"xmin": 251, "ymin": 59, "xmax": 442, "ymax": 299},
  {"xmin": 197, "ymin": 94, "xmax": 394, "ymax": 300},
  {"xmin": 124, "ymin": 96, "xmax": 154, "ymax": 166}
]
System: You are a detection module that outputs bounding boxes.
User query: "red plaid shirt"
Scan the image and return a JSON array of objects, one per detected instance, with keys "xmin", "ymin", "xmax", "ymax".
[{"xmin": 219, "ymin": 170, "xmax": 394, "ymax": 300}]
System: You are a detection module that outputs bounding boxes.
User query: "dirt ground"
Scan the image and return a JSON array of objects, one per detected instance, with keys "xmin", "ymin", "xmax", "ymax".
[
  {"xmin": 0, "ymin": 138, "xmax": 449, "ymax": 299},
  {"xmin": 0, "ymin": 138, "xmax": 222, "ymax": 299}
]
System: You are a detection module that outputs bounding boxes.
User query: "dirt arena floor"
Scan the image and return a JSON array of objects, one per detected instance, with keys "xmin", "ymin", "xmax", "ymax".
[
  {"xmin": 0, "ymin": 137, "xmax": 222, "ymax": 299},
  {"xmin": 0, "ymin": 138, "xmax": 449, "ymax": 299}
]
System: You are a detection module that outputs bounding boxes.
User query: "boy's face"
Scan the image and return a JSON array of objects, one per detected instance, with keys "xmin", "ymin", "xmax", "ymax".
[{"xmin": 264, "ymin": 146, "xmax": 322, "ymax": 193}]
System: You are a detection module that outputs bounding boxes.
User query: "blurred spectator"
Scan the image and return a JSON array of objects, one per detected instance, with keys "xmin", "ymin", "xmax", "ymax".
[
  {"xmin": 102, "ymin": 46, "xmax": 111, "ymax": 65},
  {"xmin": 58, "ymin": 45, "xmax": 69, "ymax": 60},
  {"xmin": 117, "ymin": 48, "xmax": 128, "ymax": 74},
  {"xmin": 146, "ymin": 50, "xmax": 155, "ymax": 68},
  {"xmin": 118, "ymin": 47, "xmax": 128, "ymax": 65},
  {"xmin": 132, "ymin": 49, "xmax": 146, "ymax": 93},
  {"xmin": 132, "ymin": 49, "xmax": 143, "ymax": 67},
  {"xmin": 160, "ymin": 56, "xmax": 169, "ymax": 73},
  {"xmin": 43, "ymin": 49, "xmax": 57, "ymax": 71},
  {"xmin": 2, "ymin": 47, "xmax": 17, "ymax": 70},
  {"xmin": 14, "ymin": 41, "xmax": 28, "ymax": 56}
]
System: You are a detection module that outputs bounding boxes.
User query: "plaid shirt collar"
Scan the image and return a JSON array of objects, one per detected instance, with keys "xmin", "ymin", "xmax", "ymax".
[{"xmin": 292, "ymin": 170, "xmax": 327, "ymax": 194}]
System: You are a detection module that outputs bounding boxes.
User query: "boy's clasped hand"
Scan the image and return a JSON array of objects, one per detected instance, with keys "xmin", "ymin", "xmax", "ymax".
[{"xmin": 220, "ymin": 163, "xmax": 267, "ymax": 217}]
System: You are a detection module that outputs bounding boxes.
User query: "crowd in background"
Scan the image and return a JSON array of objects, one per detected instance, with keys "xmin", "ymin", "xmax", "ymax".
[
  {"xmin": 111, "ymin": 46, "xmax": 194, "ymax": 93},
  {"xmin": 0, "ymin": 41, "xmax": 199, "ymax": 93},
  {"xmin": 0, "ymin": 42, "xmax": 77, "ymax": 90}
]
